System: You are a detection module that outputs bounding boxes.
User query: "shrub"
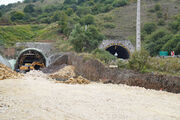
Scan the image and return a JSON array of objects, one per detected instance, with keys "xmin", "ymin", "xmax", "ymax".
[
  {"xmin": 147, "ymin": 58, "xmax": 180, "ymax": 75},
  {"xmin": 117, "ymin": 59, "xmax": 128, "ymax": 69},
  {"xmin": 154, "ymin": 4, "xmax": 161, "ymax": 11},
  {"xmin": 80, "ymin": 14, "xmax": 95, "ymax": 25},
  {"xmin": 162, "ymin": 34, "xmax": 180, "ymax": 55},
  {"xmin": 156, "ymin": 11, "xmax": 163, "ymax": 18},
  {"xmin": 103, "ymin": 16, "xmax": 113, "ymax": 22},
  {"xmin": 24, "ymin": 4, "xmax": 35, "ymax": 13},
  {"xmin": 143, "ymin": 22, "xmax": 157, "ymax": 34},
  {"xmin": 145, "ymin": 29, "xmax": 170, "ymax": 56},
  {"xmin": 92, "ymin": 49, "xmax": 117, "ymax": 64},
  {"xmin": 10, "ymin": 11, "xmax": 25, "ymax": 21},
  {"xmin": 128, "ymin": 50, "xmax": 149, "ymax": 72},
  {"xmin": 113, "ymin": 0, "xmax": 128, "ymax": 7},
  {"xmin": 158, "ymin": 19, "xmax": 165, "ymax": 26},
  {"xmin": 103, "ymin": 23, "xmax": 116, "ymax": 29}
]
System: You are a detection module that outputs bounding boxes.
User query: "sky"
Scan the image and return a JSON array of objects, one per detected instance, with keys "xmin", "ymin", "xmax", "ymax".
[{"xmin": 0, "ymin": 0, "xmax": 23, "ymax": 5}]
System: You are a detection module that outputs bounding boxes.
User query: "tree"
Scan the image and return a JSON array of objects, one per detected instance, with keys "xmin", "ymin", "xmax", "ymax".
[
  {"xmin": 10, "ymin": 11, "xmax": 25, "ymax": 21},
  {"xmin": 24, "ymin": 4, "xmax": 35, "ymax": 13},
  {"xmin": 70, "ymin": 24, "xmax": 104, "ymax": 52}
]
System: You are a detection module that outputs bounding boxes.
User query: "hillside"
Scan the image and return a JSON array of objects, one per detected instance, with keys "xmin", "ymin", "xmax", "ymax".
[{"xmin": 0, "ymin": 0, "xmax": 180, "ymax": 55}]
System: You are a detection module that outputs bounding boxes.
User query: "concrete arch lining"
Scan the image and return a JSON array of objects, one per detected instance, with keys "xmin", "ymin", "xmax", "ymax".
[
  {"xmin": 15, "ymin": 48, "xmax": 47, "ymax": 70},
  {"xmin": 0, "ymin": 55, "xmax": 11, "ymax": 68}
]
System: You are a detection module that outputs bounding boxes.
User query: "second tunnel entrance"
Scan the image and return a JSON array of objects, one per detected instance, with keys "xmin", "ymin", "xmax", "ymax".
[{"xmin": 106, "ymin": 45, "xmax": 130, "ymax": 59}]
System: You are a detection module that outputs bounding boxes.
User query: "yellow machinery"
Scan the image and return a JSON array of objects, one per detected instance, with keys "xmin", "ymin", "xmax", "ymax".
[{"xmin": 19, "ymin": 62, "xmax": 45, "ymax": 73}]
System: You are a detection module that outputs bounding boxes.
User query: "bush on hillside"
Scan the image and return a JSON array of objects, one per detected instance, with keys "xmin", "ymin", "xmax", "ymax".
[
  {"xmin": 24, "ymin": 4, "xmax": 35, "ymax": 13},
  {"xmin": 154, "ymin": 3, "xmax": 161, "ymax": 11},
  {"xmin": 113, "ymin": 0, "xmax": 128, "ymax": 7},
  {"xmin": 92, "ymin": 49, "xmax": 117, "ymax": 64},
  {"xmin": 169, "ymin": 14, "xmax": 180, "ymax": 33},
  {"xmin": 80, "ymin": 14, "xmax": 95, "ymax": 25},
  {"xmin": 145, "ymin": 29, "xmax": 171, "ymax": 56},
  {"xmin": 103, "ymin": 23, "xmax": 116, "ymax": 29},
  {"xmin": 162, "ymin": 34, "xmax": 180, "ymax": 55},
  {"xmin": 128, "ymin": 50, "xmax": 149, "ymax": 72},
  {"xmin": 10, "ymin": 11, "xmax": 25, "ymax": 21},
  {"xmin": 143, "ymin": 22, "xmax": 157, "ymax": 34}
]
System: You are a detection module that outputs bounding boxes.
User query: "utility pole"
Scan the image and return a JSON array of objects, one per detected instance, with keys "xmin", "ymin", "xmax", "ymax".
[{"xmin": 136, "ymin": 0, "xmax": 141, "ymax": 51}]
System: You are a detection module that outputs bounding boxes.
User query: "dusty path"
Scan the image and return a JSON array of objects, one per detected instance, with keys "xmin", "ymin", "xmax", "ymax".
[{"xmin": 0, "ymin": 71, "xmax": 180, "ymax": 120}]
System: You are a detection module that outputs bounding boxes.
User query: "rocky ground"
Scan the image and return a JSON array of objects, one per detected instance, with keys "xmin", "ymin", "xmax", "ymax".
[{"xmin": 0, "ymin": 71, "xmax": 180, "ymax": 120}]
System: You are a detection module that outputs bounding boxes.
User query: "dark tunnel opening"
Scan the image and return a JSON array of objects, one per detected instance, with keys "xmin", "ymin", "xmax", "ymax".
[
  {"xmin": 15, "ymin": 49, "xmax": 46, "ymax": 72},
  {"xmin": 106, "ymin": 45, "xmax": 130, "ymax": 59}
]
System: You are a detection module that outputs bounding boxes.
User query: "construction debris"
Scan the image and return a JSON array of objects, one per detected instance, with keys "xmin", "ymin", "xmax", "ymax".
[
  {"xmin": 49, "ymin": 65, "xmax": 76, "ymax": 80},
  {"xmin": 49, "ymin": 65, "xmax": 90, "ymax": 84},
  {"xmin": 0, "ymin": 63, "xmax": 22, "ymax": 80},
  {"xmin": 56, "ymin": 76, "xmax": 90, "ymax": 84}
]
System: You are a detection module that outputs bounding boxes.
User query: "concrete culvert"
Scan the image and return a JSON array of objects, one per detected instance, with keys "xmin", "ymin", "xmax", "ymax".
[
  {"xmin": 15, "ymin": 48, "xmax": 47, "ymax": 72},
  {"xmin": 106, "ymin": 45, "xmax": 130, "ymax": 59}
]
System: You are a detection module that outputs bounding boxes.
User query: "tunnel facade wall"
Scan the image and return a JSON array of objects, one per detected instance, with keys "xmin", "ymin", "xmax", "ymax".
[
  {"xmin": 99, "ymin": 40, "xmax": 135, "ymax": 54},
  {"xmin": 15, "ymin": 48, "xmax": 48, "ymax": 70}
]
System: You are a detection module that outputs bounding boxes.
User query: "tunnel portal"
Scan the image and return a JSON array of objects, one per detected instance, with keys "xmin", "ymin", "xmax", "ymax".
[
  {"xmin": 15, "ymin": 48, "xmax": 46, "ymax": 71},
  {"xmin": 106, "ymin": 45, "xmax": 130, "ymax": 59}
]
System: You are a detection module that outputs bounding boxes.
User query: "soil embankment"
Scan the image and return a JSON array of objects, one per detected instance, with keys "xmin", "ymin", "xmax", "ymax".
[{"xmin": 43, "ymin": 53, "xmax": 180, "ymax": 93}]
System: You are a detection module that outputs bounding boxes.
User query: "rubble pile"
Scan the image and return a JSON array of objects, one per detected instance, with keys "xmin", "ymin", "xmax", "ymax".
[
  {"xmin": 0, "ymin": 63, "xmax": 22, "ymax": 80},
  {"xmin": 56, "ymin": 76, "xmax": 90, "ymax": 84},
  {"xmin": 49, "ymin": 65, "xmax": 90, "ymax": 84},
  {"xmin": 49, "ymin": 66, "xmax": 76, "ymax": 80}
]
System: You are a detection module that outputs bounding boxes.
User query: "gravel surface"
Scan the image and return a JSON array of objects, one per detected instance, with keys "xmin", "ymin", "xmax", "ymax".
[{"xmin": 0, "ymin": 71, "xmax": 180, "ymax": 120}]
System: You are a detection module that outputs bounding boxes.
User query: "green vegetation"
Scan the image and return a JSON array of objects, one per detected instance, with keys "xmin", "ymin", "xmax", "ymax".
[
  {"xmin": 147, "ymin": 57, "xmax": 180, "ymax": 76},
  {"xmin": 70, "ymin": 24, "xmax": 104, "ymax": 52},
  {"xmin": 92, "ymin": 49, "xmax": 117, "ymax": 64},
  {"xmin": 117, "ymin": 50, "xmax": 180, "ymax": 76},
  {"xmin": 118, "ymin": 50, "xmax": 149, "ymax": 72},
  {"xmin": 0, "ymin": 0, "xmax": 179, "ymax": 77}
]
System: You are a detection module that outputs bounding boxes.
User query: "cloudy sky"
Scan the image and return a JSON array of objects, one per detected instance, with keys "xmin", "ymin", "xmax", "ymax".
[{"xmin": 0, "ymin": 0, "xmax": 23, "ymax": 5}]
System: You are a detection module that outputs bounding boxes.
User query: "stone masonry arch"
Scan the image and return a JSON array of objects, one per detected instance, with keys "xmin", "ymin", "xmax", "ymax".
[{"xmin": 99, "ymin": 40, "xmax": 135, "ymax": 59}]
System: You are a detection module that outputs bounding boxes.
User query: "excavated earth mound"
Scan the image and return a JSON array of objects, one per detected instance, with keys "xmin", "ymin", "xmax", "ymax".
[
  {"xmin": 49, "ymin": 65, "xmax": 90, "ymax": 84},
  {"xmin": 43, "ymin": 53, "xmax": 180, "ymax": 93},
  {"xmin": 0, "ymin": 63, "xmax": 22, "ymax": 80}
]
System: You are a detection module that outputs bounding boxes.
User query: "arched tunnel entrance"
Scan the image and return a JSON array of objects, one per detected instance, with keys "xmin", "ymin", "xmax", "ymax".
[
  {"xmin": 106, "ymin": 45, "xmax": 130, "ymax": 59},
  {"xmin": 15, "ymin": 48, "xmax": 47, "ymax": 72}
]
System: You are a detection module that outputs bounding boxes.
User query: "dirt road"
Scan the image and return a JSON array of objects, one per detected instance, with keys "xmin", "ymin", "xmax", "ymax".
[{"xmin": 0, "ymin": 71, "xmax": 180, "ymax": 120}]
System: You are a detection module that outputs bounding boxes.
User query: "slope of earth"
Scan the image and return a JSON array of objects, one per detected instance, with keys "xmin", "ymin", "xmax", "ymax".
[
  {"xmin": 0, "ymin": 71, "xmax": 180, "ymax": 120},
  {"xmin": 97, "ymin": 0, "xmax": 180, "ymax": 44}
]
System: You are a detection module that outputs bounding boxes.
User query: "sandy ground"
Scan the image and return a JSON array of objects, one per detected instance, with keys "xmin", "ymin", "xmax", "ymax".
[{"xmin": 0, "ymin": 71, "xmax": 180, "ymax": 120}]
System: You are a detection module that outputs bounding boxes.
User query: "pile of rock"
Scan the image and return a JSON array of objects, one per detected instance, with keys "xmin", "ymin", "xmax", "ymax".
[
  {"xmin": 0, "ymin": 63, "xmax": 22, "ymax": 80},
  {"xmin": 56, "ymin": 76, "xmax": 90, "ymax": 84},
  {"xmin": 49, "ymin": 65, "xmax": 76, "ymax": 80},
  {"xmin": 49, "ymin": 65, "xmax": 90, "ymax": 84}
]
